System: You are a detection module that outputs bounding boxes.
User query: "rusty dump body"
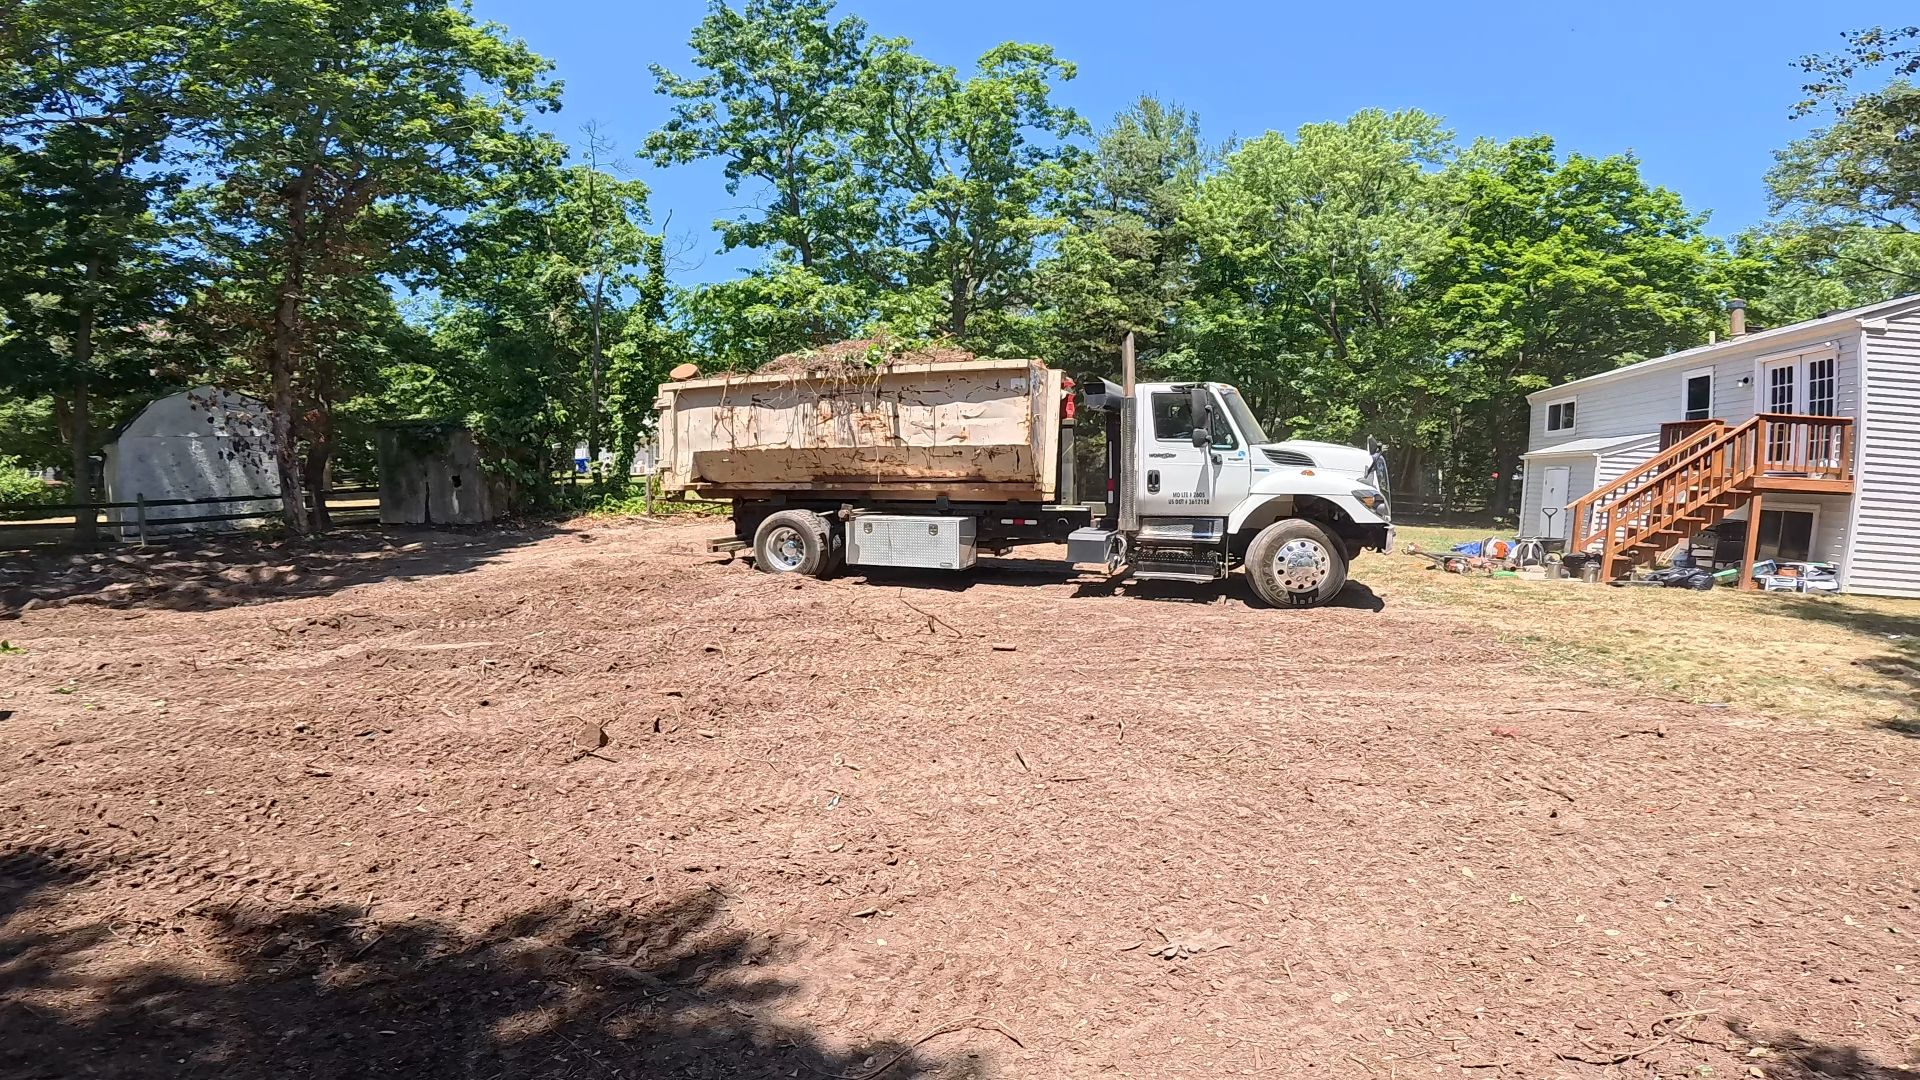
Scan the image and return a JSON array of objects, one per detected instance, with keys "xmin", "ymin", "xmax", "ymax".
[{"xmin": 654, "ymin": 358, "xmax": 1066, "ymax": 503}]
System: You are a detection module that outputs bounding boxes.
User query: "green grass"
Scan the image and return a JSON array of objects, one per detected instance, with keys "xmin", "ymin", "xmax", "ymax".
[{"xmin": 1373, "ymin": 524, "xmax": 1920, "ymax": 731}]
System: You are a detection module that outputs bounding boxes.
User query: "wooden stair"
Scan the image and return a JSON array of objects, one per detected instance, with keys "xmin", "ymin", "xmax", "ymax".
[{"xmin": 1564, "ymin": 414, "xmax": 1856, "ymax": 583}]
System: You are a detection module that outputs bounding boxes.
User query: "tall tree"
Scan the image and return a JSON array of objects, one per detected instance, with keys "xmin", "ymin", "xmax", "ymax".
[
  {"xmin": 417, "ymin": 162, "xmax": 659, "ymax": 506},
  {"xmin": 0, "ymin": 0, "xmax": 201, "ymax": 537},
  {"xmin": 853, "ymin": 40, "xmax": 1085, "ymax": 341},
  {"xmin": 1031, "ymin": 96, "xmax": 1206, "ymax": 375},
  {"xmin": 1424, "ymin": 136, "xmax": 1720, "ymax": 514},
  {"xmin": 1180, "ymin": 109, "xmax": 1451, "ymax": 442},
  {"xmin": 646, "ymin": 0, "xmax": 869, "ymax": 273},
  {"xmin": 187, "ymin": 0, "xmax": 560, "ymax": 532},
  {"xmin": 1724, "ymin": 224, "xmax": 1920, "ymax": 328}
]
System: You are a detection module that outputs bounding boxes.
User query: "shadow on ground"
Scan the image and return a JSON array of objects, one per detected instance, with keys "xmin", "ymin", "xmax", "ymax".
[
  {"xmin": 0, "ymin": 524, "xmax": 566, "ymax": 619},
  {"xmin": 850, "ymin": 556, "xmax": 1388, "ymax": 612},
  {"xmin": 1721, "ymin": 1020, "xmax": 1920, "ymax": 1080},
  {"xmin": 1767, "ymin": 595, "xmax": 1920, "ymax": 737},
  {"xmin": 0, "ymin": 845, "xmax": 981, "ymax": 1080}
]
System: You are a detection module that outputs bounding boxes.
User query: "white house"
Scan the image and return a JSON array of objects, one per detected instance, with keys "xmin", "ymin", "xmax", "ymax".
[
  {"xmin": 1520, "ymin": 295, "xmax": 1920, "ymax": 597},
  {"xmin": 101, "ymin": 387, "xmax": 280, "ymax": 537}
]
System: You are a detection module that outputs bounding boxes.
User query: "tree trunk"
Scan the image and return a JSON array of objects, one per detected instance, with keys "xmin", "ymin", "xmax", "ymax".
[
  {"xmin": 302, "ymin": 436, "xmax": 333, "ymax": 533},
  {"xmin": 272, "ymin": 167, "xmax": 314, "ymax": 535},
  {"xmin": 587, "ymin": 268, "xmax": 605, "ymax": 470},
  {"xmin": 948, "ymin": 274, "xmax": 971, "ymax": 338},
  {"xmin": 1490, "ymin": 440, "xmax": 1521, "ymax": 524},
  {"xmin": 69, "ymin": 251, "xmax": 103, "ymax": 543},
  {"xmin": 68, "ymin": 381, "xmax": 95, "ymax": 543},
  {"xmin": 270, "ymin": 277, "xmax": 310, "ymax": 535}
]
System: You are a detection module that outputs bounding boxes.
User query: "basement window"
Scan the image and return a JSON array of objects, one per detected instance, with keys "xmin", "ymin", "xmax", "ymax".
[{"xmin": 1545, "ymin": 400, "xmax": 1577, "ymax": 434}]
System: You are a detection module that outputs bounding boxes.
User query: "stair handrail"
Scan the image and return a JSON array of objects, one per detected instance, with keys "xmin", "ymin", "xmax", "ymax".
[
  {"xmin": 1599, "ymin": 416, "xmax": 1762, "ymax": 578},
  {"xmin": 1567, "ymin": 420, "xmax": 1725, "ymax": 552}
]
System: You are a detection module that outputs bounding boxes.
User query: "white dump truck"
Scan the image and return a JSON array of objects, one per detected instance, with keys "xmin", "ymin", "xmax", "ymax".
[{"xmin": 654, "ymin": 346, "xmax": 1392, "ymax": 607}]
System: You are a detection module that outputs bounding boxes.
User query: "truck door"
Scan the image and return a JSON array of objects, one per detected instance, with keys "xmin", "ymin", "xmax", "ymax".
[{"xmin": 1137, "ymin": 387, "xmax": 1253, "ymax": 519}]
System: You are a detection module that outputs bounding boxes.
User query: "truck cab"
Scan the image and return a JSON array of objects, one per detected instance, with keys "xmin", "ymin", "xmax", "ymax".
[{"xmin": 1073, "ymin": 379, "xmax": 1393, "ymax": 605}]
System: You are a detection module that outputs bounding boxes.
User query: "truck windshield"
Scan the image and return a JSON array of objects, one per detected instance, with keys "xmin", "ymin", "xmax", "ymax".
[{"xmin": 1215, "ymin": 387, "xmax": 1270, "ymax": 446}]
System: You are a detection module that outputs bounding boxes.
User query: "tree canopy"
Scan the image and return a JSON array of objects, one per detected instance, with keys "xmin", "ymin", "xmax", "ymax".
[{"xmin": 3, "ymin": 2, "xmax": 1915, "ymax": 527}]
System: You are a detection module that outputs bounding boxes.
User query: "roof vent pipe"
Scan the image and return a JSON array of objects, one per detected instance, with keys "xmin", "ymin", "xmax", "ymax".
[{"xmin": 1728, "ymin": 298, "xmax": 1748, "ymax": 338}]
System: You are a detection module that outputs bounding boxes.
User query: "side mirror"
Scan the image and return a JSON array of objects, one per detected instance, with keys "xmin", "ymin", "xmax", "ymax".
[{"xmin": 1189, "ymin": 386, "xmax": 1212, "ymax": 448}]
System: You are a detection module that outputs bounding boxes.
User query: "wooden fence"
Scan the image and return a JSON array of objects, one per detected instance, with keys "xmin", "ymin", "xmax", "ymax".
[{"xmin": 0, "ymin": 486, "xmax": 381, "ymax": 544}]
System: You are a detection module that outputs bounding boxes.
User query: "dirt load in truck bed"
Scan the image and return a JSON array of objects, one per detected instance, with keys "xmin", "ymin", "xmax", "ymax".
[
  {"xmin": 1, "ymin": 519, "xmax": 1915, "ymax": 1079},
  {"xmin": 758, "ymin": 336, "xmax": 985, "ymax": 377}
]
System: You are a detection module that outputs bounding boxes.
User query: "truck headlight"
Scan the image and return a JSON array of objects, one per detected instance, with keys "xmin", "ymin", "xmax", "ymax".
[{"xmin": 1351, "ymin": 489, "xmax": 1387, "ymax": 513}]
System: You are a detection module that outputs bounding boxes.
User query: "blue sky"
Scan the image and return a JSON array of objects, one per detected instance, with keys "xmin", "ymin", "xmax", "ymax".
[{"xmin": 473, "ymin": 0, "xmax": 1908, "ymax": 284}]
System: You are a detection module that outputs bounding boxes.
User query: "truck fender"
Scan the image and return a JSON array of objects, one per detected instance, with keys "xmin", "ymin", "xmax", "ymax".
[{"xmin": 1227, "ymin": 492, "xmax": 1387, "ymax": 535}]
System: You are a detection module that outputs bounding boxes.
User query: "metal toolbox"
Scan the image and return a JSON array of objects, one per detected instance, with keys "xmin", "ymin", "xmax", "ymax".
[{"xmin": 845, "ymin": 515, "xmax": 977, "ymax": 570}]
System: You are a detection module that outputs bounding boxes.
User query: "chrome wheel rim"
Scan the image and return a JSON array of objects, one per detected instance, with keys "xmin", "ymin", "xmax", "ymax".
[
  {"xmin": 763, "ymin": 526, "xmax": 806, "ymax": 571},
  {"xmin": 1274, "ymin": 537, "xmax": 1331, "ymax": 593}
]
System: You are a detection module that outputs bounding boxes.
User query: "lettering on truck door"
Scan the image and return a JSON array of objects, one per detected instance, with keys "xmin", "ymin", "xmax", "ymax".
[{"xmin": 1138, "ymin": 389, "xmax": 1251, "ymax": 518}]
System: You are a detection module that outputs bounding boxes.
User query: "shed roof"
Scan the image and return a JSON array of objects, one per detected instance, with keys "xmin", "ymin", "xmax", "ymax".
[{"xmin": 1521, "ymin": 432, "xmax": 1658, "ymax": 458}]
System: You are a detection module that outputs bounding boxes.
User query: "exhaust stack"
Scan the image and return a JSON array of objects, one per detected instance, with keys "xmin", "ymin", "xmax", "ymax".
[{"xmin": 1729, "ymin": 298, "xmax": 1748, "ymax": 338}]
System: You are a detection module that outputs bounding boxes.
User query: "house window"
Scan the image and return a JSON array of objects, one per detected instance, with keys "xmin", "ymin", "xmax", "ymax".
[
  {"xmin": 1545, "ymin": 400, "xmax": 1576, "ymax": 433},
  {"xmin": 1682, "ymin": 369, "xmax": 1713, "ymax": 421}
]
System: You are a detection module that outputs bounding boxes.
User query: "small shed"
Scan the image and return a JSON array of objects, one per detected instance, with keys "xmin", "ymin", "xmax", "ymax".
[
  {"xmin": 102, "ymin": 387, "xmax": 280, "ymax": 536},
  {"xmin": 376, "ymin": 423, "xmax": 495, "ymax": 526}
]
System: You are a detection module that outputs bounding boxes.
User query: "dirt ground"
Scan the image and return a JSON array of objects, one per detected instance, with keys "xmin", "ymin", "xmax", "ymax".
[{"xmin": 2, "ymin": 519, "xmax": 1916, "ymax": 1079}]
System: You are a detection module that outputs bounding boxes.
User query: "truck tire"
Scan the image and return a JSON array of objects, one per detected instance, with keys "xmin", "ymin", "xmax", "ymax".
[
  {"xmin": 753, "ymin": 509, "xmax": 833, "ymax": 578},
  {"xmin": 1245, "ymin": 518, "xmax": 1348, "ymax": 608}
]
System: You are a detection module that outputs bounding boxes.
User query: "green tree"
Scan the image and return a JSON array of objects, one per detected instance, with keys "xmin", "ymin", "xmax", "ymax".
[
  {"xmin": 646, "ymin": 0, "xmax": 870, "ymax": 274},
  {"xmin": 1179, "ymin": 109, "xmax": 1451, "ymax": 443},
  {"xmin": 1719, "ymin": 225, "xmax": 1920, "ymax": 330},
  {"xmin": 1031, "ymin": 96, "xmax": 1206, "ymax": 376},
  {"xmin": 0, "ymin": 0, "xmax": 201, "ymax": 537},
  {"xmin": 853, "ymin": 40, "xmax": 1085, "ymax": 341},
  {"xmin": 1424, "ymin": 136, "xmax": 1720, "ymax": 514},
  {"xmin": 186, "ymin": 0, "xmax": 561, "ymax": 532},
  {"xmin": 415, "ymin": 162, "xmax": 662, "ymax": 507}
]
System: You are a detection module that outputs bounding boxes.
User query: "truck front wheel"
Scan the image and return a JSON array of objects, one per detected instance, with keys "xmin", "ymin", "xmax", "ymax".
[
  {"xmin": 1245, "ymin": 518, "xmax": 1348, "ymax": 608},
  {"xmin": 753, "ymin": 509, "xmax": 834, "ymax": 578}
]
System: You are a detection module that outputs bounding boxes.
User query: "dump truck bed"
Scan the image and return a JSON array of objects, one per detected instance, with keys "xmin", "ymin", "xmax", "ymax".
[{"xmin": 654, "ymin": 358, "xmax": 1064, "ymax": 503}]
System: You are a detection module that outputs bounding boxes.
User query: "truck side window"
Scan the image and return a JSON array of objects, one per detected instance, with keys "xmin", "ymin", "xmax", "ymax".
[
  {"xmin": 1150, "ymin": 391, "xmax": 1239, "ymax": 448},
  {"xmin": 1207, "ymin": 399, "xmax": 1237, "ymax": 449},
  {"xmin": 1151, "ymin": 393, "xmax": 1192, "ymax": 441}
]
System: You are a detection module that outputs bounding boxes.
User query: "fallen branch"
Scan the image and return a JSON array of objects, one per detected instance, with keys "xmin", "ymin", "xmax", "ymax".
[
  {"xmin": 813, "ymin": 1015, "xmax": 1025, "ymax": 1080},
  {"xmin": 1555, "ymin": 1033, "xmax": 1673, "ymax": 1066},
  {"xmin": 896, "ymin": 592, "xmax": 966, "ymax": 637}
]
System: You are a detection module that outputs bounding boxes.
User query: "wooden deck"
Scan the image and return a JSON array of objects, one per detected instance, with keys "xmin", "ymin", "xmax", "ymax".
[{"xmin": 1572, "ymin": 415, "xmax": 1855, "ymax": 587}]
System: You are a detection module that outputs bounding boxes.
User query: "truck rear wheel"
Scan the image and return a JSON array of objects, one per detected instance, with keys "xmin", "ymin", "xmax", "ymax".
[
  {"xmin": 1245, "ymin": 518, "xmax": 1348, "ymax": 608},
  {"xmin": 753, "ymin": 510, "xmax": 833, "ymax": 578}
]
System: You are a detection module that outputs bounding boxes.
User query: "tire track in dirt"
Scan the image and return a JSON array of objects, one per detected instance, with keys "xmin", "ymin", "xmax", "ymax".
[{"xmin": 4, "ymin": 521, "xmax": 1917, "ymax": 1079}]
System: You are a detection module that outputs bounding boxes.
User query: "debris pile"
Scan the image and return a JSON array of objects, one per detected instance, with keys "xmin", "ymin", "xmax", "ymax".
[{"xmin": 758, "ymin": 335, "xmax": 984, "ymax": 377}]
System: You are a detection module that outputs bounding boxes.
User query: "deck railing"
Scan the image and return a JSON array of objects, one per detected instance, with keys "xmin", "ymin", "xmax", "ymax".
[{"xmin": 1582, "ymin": 414, "xmax": 1854, "ymax": 579}]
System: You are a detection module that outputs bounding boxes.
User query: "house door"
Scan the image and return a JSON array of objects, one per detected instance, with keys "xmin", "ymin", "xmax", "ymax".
[
  {"xmin": 1540, "ymin": 466, "xmax": 1571, "ymax": 539},
  {"xmin": 1756, "ymin": 508, "xmax": 1816, "ymax": 563},
  {"xmin": 1761, "ymin": 358, "xmax": 1797, "ymax": 464}
]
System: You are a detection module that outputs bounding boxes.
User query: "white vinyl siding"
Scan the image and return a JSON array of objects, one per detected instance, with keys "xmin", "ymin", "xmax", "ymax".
[
  {"xmin": 1518, "ymin": 454, "xmax": 1595, "ymax": 538},
  {"xmin": 1847, "ymin": 322, "xmax": 1920, "ymax": 597},
  {"xmin": 1597, "ymin": 443, "xmax": 1657, "ymax": 486},
  {"xmin": 1528, "ymin": 333, "xmax": 1862, "ymax": 450}
]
